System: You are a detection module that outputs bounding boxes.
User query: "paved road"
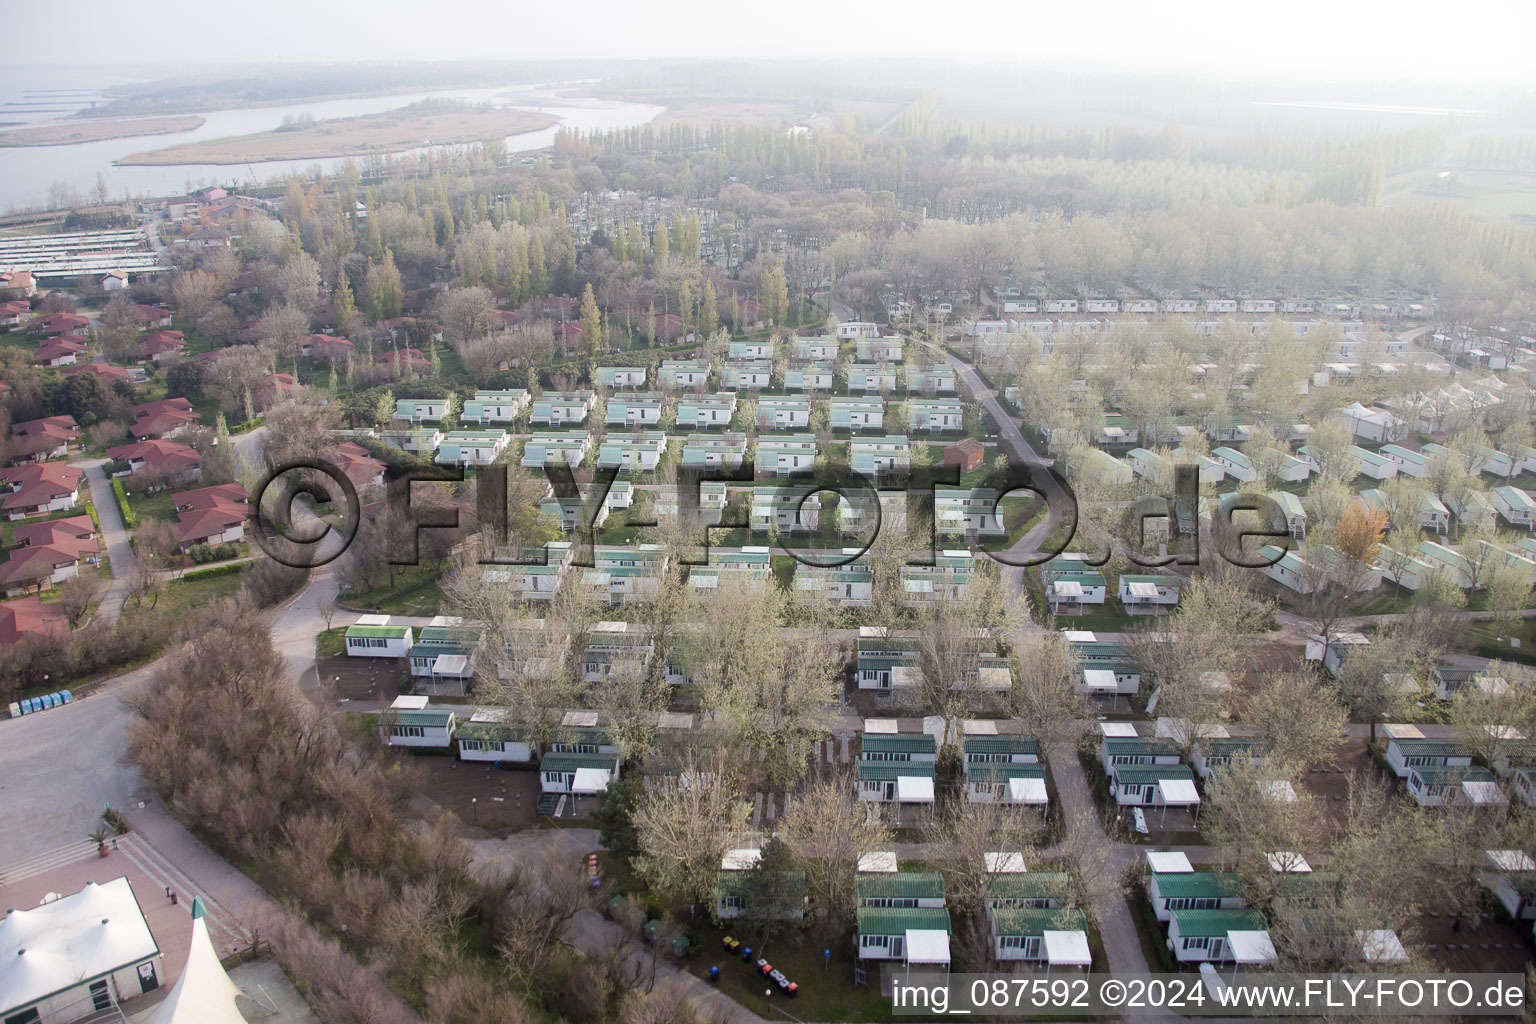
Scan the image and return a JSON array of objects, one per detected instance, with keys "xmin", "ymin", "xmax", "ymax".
[{"xmin": 74, "ymin": 458, "xmax": 135, "ymax": 626}]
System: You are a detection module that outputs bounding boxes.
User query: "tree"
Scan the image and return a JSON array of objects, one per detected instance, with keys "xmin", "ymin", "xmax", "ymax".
[
  {"xmin": 49, "ymin": 372, "xmax": 110, "ymax": 426},
  {"xmin": 364, "ymin": 250, "xmax": 403, "ymax": 323},
  {"xmin": 779, "ymin": 772, "xmax": 891, "ymax": 935},
  {"xmin": 579, "ymin": 283, "xmax": 602, "ymax": 356},
  {"xmin": 1449, "ymin": 662, "xmax": 1536, "ymax": 775},
  {"xmin": 699, "ymin": 279, "xmax": 718, "ymax": 337},
  {"xmin": 1485, "ymin": 564, "xmax": 1530, "ymax": 637},
  {"xmin": 164, "ymin": 359, "xmax": 209, "ymax": 401},
  {"xmin": 273, "ymin": 252, "xmax": 321, "ymax": 313},
  {"xmin": 435, "ymin": 286, "xmax": 494, "ymax": 344},
  {"xmin": 1005, "ymin": 631, "xmax": 1088, "ymax": 745},
  {"xmin": 731, "ymin": 837, "xmax": 803, "ymax": 948},
  {"xmin": 96, "ymin": 298, "xmax": 141, "ymax": 361},
  {"xmin": 1241, "ymin": 669, "xmax": 1346, "ymax": 772},
  {"xmin": 1334, "ymin": 500, "xmax": 1387, "ymax": 576},
  {"xmin": 759, "ymin": 262, "xmax": 789, "ymax": 326},
  {"xmin": 593, "ymin": 772, "xmax": 643, "ymax": 859},
  {"xmin": 632, "ymin": 750, "xmax": 751, "ymax": 915},
  {"xmin": 258, "ymin": 304, "xmax": 311, "ymax": 362}
]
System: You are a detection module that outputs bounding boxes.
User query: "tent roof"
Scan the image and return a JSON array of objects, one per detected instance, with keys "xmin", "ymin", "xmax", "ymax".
[
  {"xmin": 1042, "ymin": 930, "xmax": 1092, "ymax": 966},
  {"xmin": 142, "ymin": 914, "xmax": 247, "ymax": 1024},
  {"xmin": 1098, "ymin": 722, "xmax": 1138, "ymax": 737},
  {"xmin": 721, "ymin": 849, "xmax": 762, "ymax": 871},
  {"xmin": 1157, "ymin": 779, "xmax": 1201, "ymax": 805},
  {"xmin": 1053, "ymin": 580, "xmax": 1084, "ymax": 597},
  {"xmin": 1266, "ymin": 852, "xmax": 1312, "ymax": 873},
  {"xmin": 1008, "ymin": 777, "xmax": 1049, "ymax": 805},
  {"xmin": 897, "ymin": 776, "xmax": 935, "ymax": 802},
  {"xmin": 0, "ymin": 878, "xmax": 159, "ymax": 1015},
  {"xmin": 904, "ymin": 929, "xmax": 951, "ymax": 965}
]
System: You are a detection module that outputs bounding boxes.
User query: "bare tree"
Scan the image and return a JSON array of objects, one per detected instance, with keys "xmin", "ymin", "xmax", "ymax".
[{"xmin": 778, "ymin": 771, "xmax": 892, "ymax": 937}]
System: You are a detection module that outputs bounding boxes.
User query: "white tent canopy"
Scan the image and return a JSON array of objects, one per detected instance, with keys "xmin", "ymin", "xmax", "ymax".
[
  {"xmin": 863, "ymin": 718, "xmax": 899, "ymax": 734},
  {"xmin": 1227, "ymin": 930, "xmax": 1277, "ymax": 965},
  {"xmin": 1462, "ymin": 780, "xmax": 1507, "ymax": 806},
  {"xmin": 721, "ymin": 849, "xmax": 762, "ymax": 871},
  {"xmin": 571, "ymin": 767, "xmax": 611, "ymax": 794},
  {"xmin": 144, "ymin": 901, "xmax": 249, "ymax": 1024},
  {"xmin": 430, "ymin": 654, "xmax": 470, "ymax": 677},
  {"xmin": 1098, "ymin": 722, "xmax": 1138, "ymax": 737},
  {"xmin": 1042, "ymin": 930, "xmax": 1092, "ymax": 967},
  {"xmin": 1258, "ymin": 780, "xmax": 1297, "ymax": 803},
  {"xmin": 1008, "ymin": 777, "xmax": 1049, "ymax": 805},
  {"xmin": 897, "ymin": 776, "xmax": 935, "ymax": 803},
  {"xmin": 1265, "ymin": 852, "xmax": 1312, "ymax": 874},
  {"xmin": 985, "ymin": 852, "xmax": 1027, "ymax": 874},
  {"xmin": 1157, "ymin": 779, "xmax": 1201, "ymax": 806},
  {"xmin": 904, "ymin": 929, "xmax": 951, "ymax": 966}
]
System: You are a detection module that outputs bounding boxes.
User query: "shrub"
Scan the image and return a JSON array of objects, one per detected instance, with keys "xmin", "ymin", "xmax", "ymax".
[
  {"xmin": 181, "ymin": 562, "xmax": 245, "ymax": 581},
  {"xmin": 111, "ymin": 477, "xmax": 136, "ymax": 528}
]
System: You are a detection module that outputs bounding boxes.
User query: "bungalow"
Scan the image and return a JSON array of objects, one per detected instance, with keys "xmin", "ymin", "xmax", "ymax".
[
  {"xmin": 680, "ymin": 433, "xmax": 747, "ymax": 469},
  {"xmin": 899, "ymin": 550, "xmax": 976, "ymax": 607},
  {"xmin": 1378, "ymin": 444, "xmax": 1429, "ymax": 478},
  {"xmin": 127, "ymin": 398, "xmax": 198, "ymax": 440},
  {"xmin": 796, "ymin": 560, "xmax": 872, "ymax": 605},
  {"xmin": 582, "ymin": 621, "xmax": 654, "ymax": 682},
  {"xmin": 855, "ymin": 337, "xmax": 904, "ymax": 363},
  {"xmin": 597, "ymin": 432, "xmax": 668, "ymax": 471},
  {"xmin": 989, "ymin": 908, "xmax": 1091, "ymax": 968},
  {"xmin": 850, "ymin": 435, "xmax": 911, "ymax": 477},
  {"xmin": 606, "ymin": 393, "xmax": 664, "ymax": 427},
  {"xmin": 675, "ymin": 393, "xmax": 737, "ymax": 429},
  {"xmin": 905, "ymin": 364, "xmax": 957, "ymax": 393},
  {"xmin": 934, "ymin": 487, "xmax": 1004, "ymax": 538},
  {"xmin": 1338, "ymin": 402, "xmax": 1400, "ymax": 443},
  {"xmin": 1110, "ymin": 764, "xmax": 1201, "ymax": 813},
  {"xmin": 434, "ymin": 430, "xmax": 510, "ymax": 467},
  {"xmin": 837, "ymin": 321, "xmax": 880, "ymax": 340},
  {"xmin": 856, "ymin": 907, "xmax": 951, "ymax": 966},
  {"xmin": 29, "ymin": 312, "xmax": 88, "ymax": 335},
  {"xmin": 107, "ymin": 438, "xmax": 201, "ymax": 481},
  {"xmin": 857, "ymin": 872, "xmax": 945, "ymax": 909},
  {"xmin": 720, "ymin": 360, "xmax": 773, "ymax": 390},
  {"xmin": 132, "ymin": 330, "xmax": 186, "ymax": 362},
  {"xmin": 379, "ymin": 693, "xmax": 454, "ymax": 749},
  {"xmin": 1259, "ymin": 449, "xmax": 1312, "ymax": 484},
  {"xmin": 857, "ymin": 761, "xmax": 937, "ymax": 810},
  {"xmin": 756, "ymin": 395, "xmax": 812, "ymax": 429},
  {"xmin": 1, "ymin": 516, "xmax": 96, "ymax": 596},
  {"xmin": 1383, "ymin": 731, "xmax": 1473, "ymax": 778},
  {"xmin": 408, "ymin": 621, "xmax": 481, "ymax": 695},
  {"xmin": 378, "ymin": 428, "xmax": 442, "ymax": 454},
  {"xmin": 521, "ymin": 432, "xmax": 591, "ymax": 468},
  {"xmin": 1124, "ymin": 447, "xmax": 1171, "ymax": 487},
  {"xmin": 1484, "ymin": 850, "xmax": 1536, "ymax": 921},
  {"xmin": 394, "ymin": 398, "xmax": 448, "ymax": 423},
  {"xmin": 1359, "ymin": 488, "xmax": 1450, "ymax": 534},
  {"xmin": 1406, "ymin": 764, "xmax": 1504, "ymax": 808},
  {"xmin": 785, "ymin": 361, "xmax": 836, "ymax": 391},
  {"xmin": 1, "ymin": 461, "xmax": 83, "ymax": 519},
  {"xmin": 658, "ymin": 359, "xmax": 711, "ymax": 389},
  {"xmin": 689, "ymin": 547, "xmax": 773, "ymax": 592},
  {"xmin": 1493, "ymin": 486, "xmax": 1535, "ymax": 529},
  {"xmin": 595, "ymin": 365, "xmax": 647, "ymax": 388},
  {"xmin": 529, "ymin": 391, "xmax": 596, "ymax": 426},
  {"xmin": 170, "ymin": 482, "xmax": 247, "ymax": 550},
  {"xmin": 1304, "ymin": 631, "xmax": 1370, "ymax": 676},
  {"xmin": 829, "ymin": 397, "xmax": 885, "ymax": 431},
  {"xmin": 1100, "ymin": 736, "xmax": 1182, "ymax": 779},
  {"xmin": 1148, "ymin": 872, "xmax": 1246, "ymax": 922},
  {"xmin": 715, "ymin": 865, "xmax": 806, "ymax": 922},
  {"xmin": 0, "ymin": 270, "xmax": 37, "ymax": 300},
  {"xmin": 1209, "ymin": 447, "xmax": 1255, "ymax": 482},
  {"xmin": 8, "ymin": 415, "xmax": 80, "ymax": 463},
  {"xmin": 1445, "ymin": 488, "xmax": 1497, "ymax": 530},
  {"xmin": 1348, "ymin": 446, "xmax": 1398, "ymax": 481},
  {"xmin": 582, "ymin": 544, "xmax": 669, "ymax": 605},
  {"xmin": 848, "ymin": 364, "xmax": 900, "ymax": 393},
  {"xmin": 540, "ymin": 482, "xmax": 631, "ymax": 532},
  {"xmin": 984, "ymin": 871, "xmax": 1073, "ymax": 911},
  {"xmin": 539, "ymin": 752, "xmax": 620, "ymax": 795},
  {"xmin": 755, "ymin": 435, "xmax": 817, "ymax": 477},
  {"xmin": 345, "ymin": 617, "xmax": 414, "ymax": 658},
  {"xmin": 1475, "ymin": 446, "xmax": 1516, "ymax": 479},
  {"xmin": 1191, "ymin": 737, "xmax": 1269, "ymax": 779},
  {"xmin": 456, "ymin": 709, "xmax": 535, "ymax": 764},
  {"xmin": 792, "ymin": 337, "xmax": 836, "ymax": 360},
  {"xmin": 1118, "ymin": 573, "xmax": 1180, "ymax": 612},
  {"xmin": 728, "ymin": 339, "xmax": 774, "ymax": 360},
  {"xmin": 461, "ymin": 390, "xmax": 529, "ymax": 424},
  {"xmin": 1167, "ymin": 908, "xmax": 1274, "ymax": 965},
  {"xmin": 907, "ymin": 398, "xmax": 965, "ymax": 432},
  {"xmin": 1376, "ymin": 547, "xmax": 1435, "ymax": 590},
  {"xmin": 1416, "ymin": 541, "xmax": 1473, "ymax": 589},
  {"xmin": 33, "ymin": 334, "xmax": 87, "ymax": 366}
]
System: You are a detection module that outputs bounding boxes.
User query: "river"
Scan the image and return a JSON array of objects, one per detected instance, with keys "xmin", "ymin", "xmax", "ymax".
[{"xmin": 0, "ymin": 70, "xmax": 664, "ymax": 211}]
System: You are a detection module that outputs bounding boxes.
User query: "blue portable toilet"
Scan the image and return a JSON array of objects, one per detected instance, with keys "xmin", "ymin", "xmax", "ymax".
[
  {"xmin": 60, "ymin": 690, "xmax": 73, "ymax": 704},
  {"xmin": 42, "ymin": 694, "xmax": 56, "ymax": 709}
]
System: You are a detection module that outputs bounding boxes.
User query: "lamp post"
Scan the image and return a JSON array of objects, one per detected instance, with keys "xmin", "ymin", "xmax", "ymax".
[{"xmin": 471, "ymin": 797, "xmax": 477, "ymax": 823}]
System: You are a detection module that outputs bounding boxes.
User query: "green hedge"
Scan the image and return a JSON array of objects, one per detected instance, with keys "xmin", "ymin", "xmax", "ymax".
[
  {"xmin": 180, "ymin": 562, "xmax": 247, "ymax": 582},
  {"xmin": 111, "ymin": 477, "xmax": 136, "ymax": 529}
]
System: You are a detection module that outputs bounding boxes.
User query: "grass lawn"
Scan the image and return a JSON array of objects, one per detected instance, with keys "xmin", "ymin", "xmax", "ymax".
[
  {"xmin": 151, "ymin": 567, "xmax": 249, "ymax": 618},
  {"xmin": 315, "ymin": 627, "xmax": 346, "ymax": 659},
  {"xmin": 122, "ymin": 485, "xmax": 176, "ymax": 524},
  {"xmin": 340, "ymin": 563, "xmax": 444, "ymax": 615}
]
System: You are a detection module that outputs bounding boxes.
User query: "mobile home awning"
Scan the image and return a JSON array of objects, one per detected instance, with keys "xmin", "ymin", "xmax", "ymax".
[
  {"xmin": 1227, "ymin": 930, "xmax": 1276, "ymax": 965},
  {"xmin": 1126, "ymin": 581, "xmax": 1158, "ymax": 598},
  {"xmin": 897, "ymin": 776, "xmax": 935, "ymax": 802},
  {"xmin": 1053, "ymin": 581, "xmax": 1084, "ymax": 598},
  {"xmin": 1157, "ymin": 779, "xmax": 1201, "ymax": 805},
  {"xmin": 1043, "ymin": 930, "xmax": 1092, "ymax": 967},
  {"xmin": 1008, "ymin": 777, "xmax": 1049, "ymax": 805},
  {"xmin": 1082, "ymin": 669, "xmax": 1119, "ymax": 692},
  {"xmin": 904, "ymin": 929, "xmax": 951, "ymax": 966},
  {"xmin": 1356, "ymin": 929, "xmax": 1408, "ymax": 962},
  {"xmin": 571, "ymin": 768, "xmax": 611, "ymax": 794},
  {"xmin": 430, "ymin": 654, "xmax": 471, "ymax": 678}
]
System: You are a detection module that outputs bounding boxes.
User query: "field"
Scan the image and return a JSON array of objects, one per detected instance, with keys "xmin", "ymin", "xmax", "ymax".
[
  {"xmin": 0, "ymin": 116, "xmax": 204, "ymax": 147},
  {"xmin": 117, "ymin": 105, "xmax": 558, "ymax": 165},
  {"xmin": 1382, "ymin": 166, "xmax": 1536, "ymax": 226}
]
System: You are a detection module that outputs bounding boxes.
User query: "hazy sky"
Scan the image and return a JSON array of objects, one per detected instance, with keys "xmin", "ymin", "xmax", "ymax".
[{"xmin": 14, "ymin": 0, "xmax": 1536, "ymax": 90}]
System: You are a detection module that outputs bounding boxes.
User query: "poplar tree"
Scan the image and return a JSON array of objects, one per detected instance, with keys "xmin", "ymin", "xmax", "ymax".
[{"xmin": 580, "ymin": 283, "xmax": 602, "ymax": 356}]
